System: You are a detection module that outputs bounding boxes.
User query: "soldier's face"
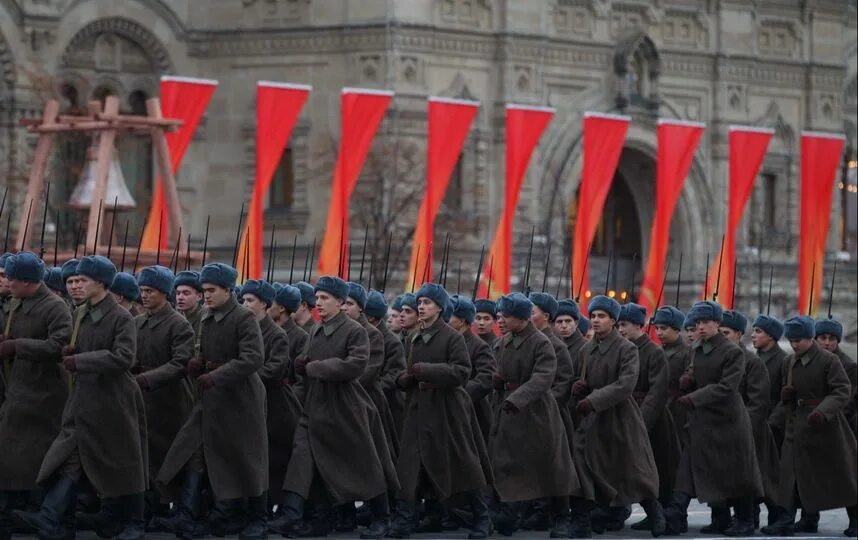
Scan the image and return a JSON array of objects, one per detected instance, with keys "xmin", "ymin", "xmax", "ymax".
[
  {"xmin": 499, "ymin": 313, "xmax": 527, "ymax": 333},
  {"xmin": 268, "ymin": 302, "xmax": 287, "ymax": 324},
  {"xmin": 387, "ymin": 310, "xmax": 401, "ymax": 331},
  {"xmin": 696, "ymin": 320, "xmax": 720, "ymax": 339},
  {"xmin": 720, "ymin": 326, "xmax": 742, "ymax": 344},
  {"xmin": 242, "ymin": 294, "xmax": 268, "ymax": 320},
  {"xmin": 175, "ymin": 285, "xmax": 201, "ymax": 312},
  {"xmin": 7, "ymin": 278, "xmax": 39, "ymax": 299},
  {"xmin": 449, "ymin": 315, "xmax": 468, "ymax": 333},
  {"xmin": 554, "ymin": 315, "xmax": 577, "ymax": 338},
  {"xmin": 342, "ymin": 297, "xmax": 362, "ymax": 320},
  {"xmin": 655, "ymin": 324, "xmax": 679, "ymax": 344},
  {"xmin": 496, "ymin": 314, "xmax": 508, "ymax": 334},
  {"xmin": 78, "ymin": 276, "xmax": 105, "ymax": 300},
  {"xmin": 315, "ymin": 291, "xmax": 342, "ymax": 320},
  {"xmin": 66, "ymin": 276, "xmax": 85, "ymax": 303},
  {"xmin": 789, "ymin": 338, "xmax": 813, "ymax": 355},
  {"xmin": 0, "ymin": 271, "xmax": 9, "ymax": 295},
  {"xmin": 618, "ymin": 320, "xmax": 643, "ymax": 340},
  {"xmin": 530, "ymin": 307, "xmax": 550, "ymax": 329},
  {"xmin": 684, "ymin": 327, "xmax": 697, "ymax": 342},
  {"xmin": 589, "ymin": 310, "xmax": 614, "ymax": 337},
  {"xmin": 417, "ymin": 297, "xmax": 440, "ymax": 323},
  {"xmin": 816, "ymin": 333, "xmax": 839, "ymax": 353},
  {"xmin": 399, "ymin": 306, "xmax": 418, "ymax": 329},
  {"xmin": 202, "ymin": 284, "xmax": 230, "ymax": 308},
  {"xmin": 751, "ymin": 327, "xmax": 774, "ymax": 350},
  {"xmin": 474, "ymin": 313, "xmax": 495, "ymax": 335},
  {"xmin": 140, "ymin": 285, "xmax": 167, "ymax": 311}
]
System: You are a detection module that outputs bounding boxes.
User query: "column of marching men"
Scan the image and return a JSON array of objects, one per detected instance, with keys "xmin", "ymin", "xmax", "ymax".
[{"xmin": 0, "ymin": 249, "xmax": 855, "ymax": 540}]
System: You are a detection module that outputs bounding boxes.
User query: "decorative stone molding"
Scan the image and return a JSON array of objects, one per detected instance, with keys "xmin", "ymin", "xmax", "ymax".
[
  {"xmin": 609, "ymin": 2, "xmax": 661, "ymax": 38},
  {"xmin": 757, "ymin": 17, "xmax": 802, "ymax": 60},
  {"xmin": 240, "ymin": 0, "xmax": 310, "ymax": 25},
  {"xmin": 61, "ymin": 17, "xmax": 172, "ymax": 73},
  {"xmin": 552, "ymin": 0, "xmax": 597, "ymax": 37},
  {"xmin": 437, "ymin": 0, "xmax": 494, "ymax": 31},
  {"xmin": 662, "ymin": 8, "xmax": 708, "ymax": 50}
]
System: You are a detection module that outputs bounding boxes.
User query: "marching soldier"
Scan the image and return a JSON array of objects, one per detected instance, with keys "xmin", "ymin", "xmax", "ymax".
[
  {"xmin": 387, "ymin": 295, "xmax": 404, "ymax": 334},
  {"xmin": 271, "ymin": 276, "xmax": 398, "ymax": 539},
  {"xmin": 156, "ymin": 263, "xmax": 269, "ymax": 540},
  {"xmin": 720, "ymin": 310, "xmax": 782, "ymax": 531},
  {"xmin": 815, "ymin": 318, "xmax": 857, "ymax": 435},
  {"xmin": 570, "ymin": 295, "xmax": 663, "ymax": 538},
  {"xmin": 664, "ymin": 301, "xmax": 763, "ymax": 537},
  {"xmin": 173, "ymin": 271, "xmax": 203, "ymax": 333},
  {"xmin": 762, "ymin": 316, "xmax": 857, "ymax": 538},
  {"xmin": 268, "ymin": 284, "xmax": 310, "ymax": 387},
  {"xmin": 364, "ymin": 290, "xmax": 407, "ymax": 440},
  {"xmin": 618, "ymin": 303, "xmax": 680, "ymax": 532},
  {"xmin": 292, "ymin": 281, "xmax": 317, "ymax": 334},
  {"xmin": 44, "ymin": 267, "xmax": 66, "ymax": 298},
  {"xmin": 396, "ymin": 293, "xmax": 419, "ymax": 341},
  {"xmin": 578, "ymin": 316, "xmax": 592, "ymax": 342},
  {"xmin": 752, "ymin": 314, "xmax": 787, "ymax": 445},
  {"xmin": 653, "ymin": 306, "xmax": 692, "ymax": 451},
  {"xmin": 473, "ymin": 299, "xmax": 498, "ymax": 348},
  {"xmin": 61, "ymin": 258, "xmax": 85, "ymax": 311},
  {"xmin": 553, "ymin": 299, "xmax": 585, "ymax": 364},
  {"xmin": 0, "ymin": 253, "xmax": 71, "ymax": 539},
  {"xmin": 491, "ymin": 292, "xmax": 578, "ymax": 538},
  {"xmin": 110, "ymin": 272, "xmax": 142, "ymax": 316},
  {"xmin": 390, "ymin": 283, "xmax": 492, "ymax": 540},
  {"xmin": 127, "ymin": 266, "xmax": 195, "ymax": 530},
  {"xmin": 14, "ymin": 255, "xmax": 147, "ymax": 540}
]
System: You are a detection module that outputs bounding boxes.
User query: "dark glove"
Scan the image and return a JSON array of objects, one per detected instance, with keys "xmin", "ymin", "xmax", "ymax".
[
  {"xmin": 187, "ymin": 358, "xmax": 204, "ymax": 378},
  {"xmin": 409, "ymin": 363, "xmax": 424, "ymax": 381},
  {"xmin": 135, "ymin": 374, "xmax": 149, "ymax": 390},
  {"xmin": 807, "ymin": 409, "xmax": 826, "ymax": 426},
  {"xmin": 502, "ymin": 400, "xmax": 519, "ymax": 415},
  {"xmin": 781, "ymin": 385, "xmax": 796, "ymax": 404},
  {"xmin": 678, "ymin": 373, "xmax": 696, "ymax": 392},
  {"xmin": 61, "ymin": 345, "xmax": 77, "ymax": 357},
  {"xmin": 294, "ymin": 355, "xmax": 308, "ymax": 376},
  {"xmin": 571, "ymin": 379, "xmax": 590, "ymax": 400},
  {"xmin": 576, "ymin": 399, "xmax": 594, "ymax": 416},
  {"xmin": 397, "ymin": 373, "xmax": 418, "ymax": 390},
  {"xmin": 677, "ymin": 395, "xmax": 695, "ymax": 409},
  {"xmin": 0, "ymin": 339, "xmax": 16, "ymax": 358},
  {"xmin": 62, "ymin": 355, "xmax": 77, "ymax": 373},
  {"xmin": 492, "ymin": 371, "xmax": 506, "ymax": 390},
  {"xmin": 197, "ymin": 373, "xmax": 215, "ymax": 390}
]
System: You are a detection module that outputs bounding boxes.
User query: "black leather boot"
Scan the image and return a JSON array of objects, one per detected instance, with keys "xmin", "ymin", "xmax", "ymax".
[
  {"xmin": 641, "ymin": 498, "xmax": 666, "ymax": 538},
  {"xmin": 663, "ymin": 491, "xmax": 691, "ymax": 535},
  {"xmin": 388, "ymin": 499, "xmax": 415, "ymax": 539},
  {"xmin": 239, "ymin": 491, "xmax": 267, "ymax": 540},
  {"xmin": 207, "ymin": 498, "xmax": 245, "ymax": 537},
  {"xmin": 569, "ymin": 497, "xmax": 593, "ymax": 539},
  {"xmin": 700, "ymin": 504, "xmax": 731, "ymax": 534},
  {"xmin": 845, "ymin": 505, "xmax": 857, "ymax": 537},
  {"xmin": 416, "ymin": 497, "xmax": 444, "ymax": 533},
  {"xmin": 724, "ymin": 497, "xmax": 755, "ymax": 537},
  {"xmin": 522, "ymin": 498, "xmax": 551, "ymax": 531},
  {"xmin": 150, "ymin": 469, "xmax": 203, "ymax": 539},
  {"xmin": 335, "ymin": 502, "xmax": 357, "ymax": 532},
  {"xmin": 549, "ymin": 496, "xmax": 571, "ymax": 539},
  {"xmin": 467, "ymin": 490, "xmax": 491, "ymax": 539},
  {"xmin": 117, "ymin": 493, "xmax": 145, "ymax": 540},
  {"xmin": 795, "ymin": 509, "xmax": 820, "ymax": 533},
  {"xmin": 11, "ymin": 476, "xmax": 77, "ymax": 540},
  {"xmin": 760, "ymin": 507, "xmax": 794, "ymax": 537},
  {"xmin": 268, "ymin": 491, "xmax": 310, "ymax": 537},
  {"xmin": 75, "ymin": 496, "xmax": 123, "ymax": 538},
  {"xmin": 360, "ymin": 493, "xmax": 390, "ymax": 539},
  {"xmin": 492, "ymin": 501, "xmax": 520, "ymax": 536}
]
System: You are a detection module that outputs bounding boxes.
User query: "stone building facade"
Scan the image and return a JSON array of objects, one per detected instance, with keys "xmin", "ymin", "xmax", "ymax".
[{"xmin": 0, "ymin": 0, "xmax": 856, "ymax": 330}]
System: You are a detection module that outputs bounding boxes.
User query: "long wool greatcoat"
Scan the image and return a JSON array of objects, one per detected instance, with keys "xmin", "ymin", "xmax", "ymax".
[
  {"xmin": 663, "ymin": 339, "xmax": 692, "ymax": 446},
  {"xmin": 157, "ymin": 296, "xmax": 268, "ymax": 500},
  {"xmin": 37, "ymin": 293, "xmax": 147, "ymax": 497},
  {"xmin": 375, "ymin": 319, "xmax": 406, "ymax": 438},
  {"xmin": 758, "ymin": 344, "xmax": 788, "ymax": 447},
  {"xmin": 738, "ymin": 348, "xmax": 780, "ymax": 500},
  {"xmin": 0, "ymin": 284, "xmax": 71, "ymax": 490},
  {"xmin": 774, "ymin": 342, "xmax": 857, "ymax": 512},
  {"xmin": 462, "ymin": 328, "xmax": 495, "ymax": 444},
  {"xmin": 358, "ymin": 314, "xmax": 400, "ymax": 457},
  {"xmin": 632, "ymin": 333, "xmax": 681, "ymax": 500},
  {"xmin": 284, "ymin": 311, "xmax": 399, "ymax": 504},
  {"xmin": 258, "ymin": 315, "xmax": 302, "ymax": 503},
  {"xmin": 491, "ymin": 322, "xmax": 578, "ymax": 502},
  {"xmin": 573, "ymin": 328, "xmax": 659, "ymax": 506},
  {"xmin": 543, "ymin": 327, "xmax": 578, "ymax": 470},
  {"xmin": 833, "ymin": 345, "xmax": 857, "ymax": 435},
  {"xmin": 397, "ymin": 316, "xmax": 492, "ymax": 501},
  {"xmin": 134, "ymin": 303, "xmax": 195, "ymax": 481},
  {"xmin": 675, "ymin": 332, "xmax": 763, "ymax": 502}
]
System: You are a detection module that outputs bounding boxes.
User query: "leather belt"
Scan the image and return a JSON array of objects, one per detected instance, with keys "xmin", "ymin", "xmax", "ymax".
[
  {"xmin": 419, "ymin": 382, "xmax": 441, "ymax": 391},
  {"xmin": 668, "ymin": 388, "xmax": 684, "ymax": 399},
  {"xmin": 504, "ymin": 382, "xmax": 521, "ymax": 391},
  {"xmin": 206, "ymin": 361, "xmax": 223, "ymax": 371},
  {"xmin": 633, "ymin": 391, "xmax": 647, "ymax": 404},
  {"xmin": 797, "ymin": 398, "xmax": 823, "ymax": 408}
]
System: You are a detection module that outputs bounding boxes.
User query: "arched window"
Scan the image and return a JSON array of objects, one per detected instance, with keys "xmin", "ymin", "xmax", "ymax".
[{"xmin": 614, "ymin": 31, "xmax": 660, "ymax": 111}]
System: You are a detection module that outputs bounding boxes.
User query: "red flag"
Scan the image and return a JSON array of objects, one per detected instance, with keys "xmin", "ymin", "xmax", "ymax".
[
  {"xmin": 704, "ymin": 126, "xmax": 773, "ymax": 307},
  {"xmin": 317, "ymin": 88, "xmax": 393, "ymax": 278},
  {"xmin": 481, "ymin": 104, "xmax": 554, "ymax": 297},
  {"xmin": 639, "ymin": 119, "xmax": 705, "ymax": 314},
  {"xmin": 570, "ymin": 113, "xmax": 630, "ymax": 308},
  {"xmin": 141, "ymin": 76, "xmax": 218, "ymax": 251},
  {"xmin": 236, "ymin": 82, "xmax": 311, "ymax": 281},
  {"xmin": 798, "ymin": 131, "xmax": 845, "ymax": 315},
  {"xmin": 406, "ymin": 97, "xmax": 479, "ymax": 290}
]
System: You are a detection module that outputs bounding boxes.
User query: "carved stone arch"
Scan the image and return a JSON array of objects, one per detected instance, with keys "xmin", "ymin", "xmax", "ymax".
[
  {"xmin": 61, "ymin": 17, "xmax": 173, "ymax": 74},
  {"xmin": 62, "ymin": 0, "xmax": 187, "ymax": 39},
  {"xmin": 0, "ymin": 24, "xmax": 13, "ymax": 92},
  {"xmin": 613, "ymin": 30, "xmax": 660, "ymax": 111}
]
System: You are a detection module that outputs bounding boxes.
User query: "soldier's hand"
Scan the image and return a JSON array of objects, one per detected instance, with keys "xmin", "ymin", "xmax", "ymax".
[
  {"xmin": 492, "ymin": 371, "xmax": 506, "ymax": 390},
  {"xmin": 61, "ymin": 345, "xmax": 77, "ymax": 357},
  {"xmin": 62, "ymin": 355, "xmax": 77, "ymax": 373},
  {"xmin": 807, "ymin": 409, "xmax": 826, "ymax": 426},
  {"xmin": 780, "ymin": 385, "xmax": 796, "ymax": 404},
  {"xmin": 678, "ymin": 373, "xmax": 696, "ymax": 392},
  {"xmin": 397, "ymin": 372, "xmax": 418, "ymax": 390},
  {"xmin": 576, "ymin": 399, "xmax": 594, "ymax": 415},
  {"xmin": 501, "ymin": 400, "xmax": 519, "ymax": 415},
  {"xmin": 187, "ymin": 358, "xmax": 204, "ymax": 378},
  {"xmin": 0, "ymin": 334, "xmax": 6, "ymax": 344},
  {"xmin": 135, "ymin": 374, "xmax": 149, "ymax": 390},
  {"xmin": 294, "ymin": 355, "xmax": 308, "ymax": 376},
  {"xmin": 677, "ymin": 395, "xmax": 695, "ymax": 409},
  {"xmin": 571, "ymin": 379, "xmax": 590, "ymax": 400},
  {"xmin": 0, "ymin": 339, "xmax": 16, "ymax": 358},
  {"xmin": 409, "ymin": 363, "xmax": 425, "ymax": 381},
  {"xmin": 197, "ymin": 373, "xmax": 215, "ymax": 390}
]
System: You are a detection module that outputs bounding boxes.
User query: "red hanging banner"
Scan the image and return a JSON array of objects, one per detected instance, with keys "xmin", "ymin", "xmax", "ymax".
[
  {"xmin": 480, "ymin": 104, "xmax": 554, "ymax": 298},
  {"xmin": 639, "ymin": 119, "xmax": 705, "ymax": 314},
  {"xmin": 317, "ymin": 88, "xmax": 393, "ymax": 278},
  {"xmin": 141, "ymin": 76, "xmax": 218, "ymax": 251},
  {"xmin": 405, "ymin": 97, "xmax": 480, "ymax": 290},
  {"xmin": 704, "ymin": 126, "xmax": 773, "ymax": 308},
  {"xmin": 236, "ymin": 82, "xmax": 311, "ymax": 281},
  {"xmin": 798, "ymin": 131, "xmax": 845, "ymax": 315},
  {"xmin": 570, "ymin": 112, "xmax": 630, "ymax": 308}
]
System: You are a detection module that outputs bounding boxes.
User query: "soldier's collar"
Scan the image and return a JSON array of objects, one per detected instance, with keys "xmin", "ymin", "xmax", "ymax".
[
  {"xmin": 18, "ymin": 283, "xmax": 49, "ymax": 314},
  {"xmin": 510, "ymin": 321, "xmax": 537, "ymax": 348},
  {"xmin": 564, "ymin": 330, "xmax": 584, "ymax": 346},
  {"xmin": 202, "ymin": 296, "xmax": 238, "ymax": 323},
  {"xmin": 280, "ymin": 316, "xmax": 297, "ymax": 332},
  {"xmin": 413, "ymin": 316, "xmax": 444, "ymax": 344},
  {"xmin": 144, "ymin": 302, "xmax": 173, "ymax": 327},
  {"xmin": 259, "ymin": 314, "xmax": 277, "ymax": 332},
  {"xmin": 632, "ymin": 333, "xmax": 650, "ymax": 349},
  {"xmin": 320, "ymin": 311, "xmax": 347, "ymax": 336},
  {"xmin": 87, "ymin": 293, "xmax": 117, "ymax": 323},
  {"xmin": 591, "ymin": 328, "xmax": 620, "ymax": 353}
]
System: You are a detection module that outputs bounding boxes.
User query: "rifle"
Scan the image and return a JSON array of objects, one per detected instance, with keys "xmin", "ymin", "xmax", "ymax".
[
  {"xmin": 604, "ymin": 248, "xmax": 614, "ymax": 296},
  {"xmin": 522, "ymin": 226, "xmax": 535, "ymax": 293},
  {"xmin": 574, "ymin": 241, "xmax": 592, "ymax": 303},
  {"xmin": 380, "ymin": 233, "xmax": 392, "ymax": 293},
  {"xmin": 156, "ymin": 208, "xmax": 164, "ymax": 265},
  {"xmin": 541, "ymin": 243, "xmax": 552, "ymax": 293},
  {"xmin": 120, "ymin": 220, "xmax": 130, "ymax": 272},
  {"xmin": 358, "ymin": 226, "xmax": 368, "ymax": 285},
  {"xmin": 827, "ymin": 258, "xmax": 838, "ymax": 319},
  {"xmin": 808, "ymin": 262, "xmax": 816, "ymax": 315},
  {"xmin": 471, "ymin": 245, "xmax": 485, "ymax": 299},
  {"xmin": 289, "ymin": 234, "xmax": 297, "ymax": 284},
  {"xmin": 39, "ymin": 182, "xmax": 51, "ymax": 258},
  {"xmin": 646, "ymin": 260, "xmax": 672, "ymax": 333},
  {"xmin": 20, "ymin": 198, "xmax": 34, "ymax": 253},
  {"xmin": 675, "ymin": 252, "xmax": 683, "ymax": 308},
  {"xmin": 231, "ymin": 202, "xmax": 246, "ymax": 268},
  {"xmin": 712, "ymin": 234, "xmax": 726, "ymax": 302},
  {"xmin": 201, "ymin": 216, "xmax": 210, "ymax": 267}
]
